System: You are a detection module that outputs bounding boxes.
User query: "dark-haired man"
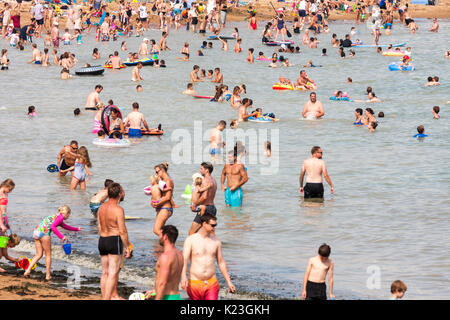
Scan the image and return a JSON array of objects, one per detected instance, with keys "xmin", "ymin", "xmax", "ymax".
[
  {"xmin": 124, "ymin": 102, "xmax": 149, "ymax": 138},
  {"xmin": 57, "ymin": 140, "xmax": 79, "ymax": 177},
  {"xmin": 221, "ymin": 151, "xmax": 248, "ymax": 207},
  {"xmin": 85, "ymin": 84, "xmax": 103, "ymax": 110},
  {"xmin": 299, "ymin": 146, "xmax": 334, "ymax": 200},
  {"xmin": 188, "ymin": 162, "xmax": 217, "ymax": 235},
  {"xmin": 181, "ymin": 214, "xmax": 235, "ymax": 300},
  {"xmin": 209, "ymin": 120, "xmax": 226, "ymax": 157},
  {"xmin": 98, "ymin": 183, "xmax": 131, "ymax": 300},
  {"xmin": 146, "ymin": 225, "xmax": 183, "ymax": 300}
]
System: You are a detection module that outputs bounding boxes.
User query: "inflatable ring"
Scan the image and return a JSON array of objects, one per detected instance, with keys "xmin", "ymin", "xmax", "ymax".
[
  {"xmin": 101, "ymin": 105, "xmax": 123, "ymax": 135},
  {"xmin": 123, "ymin": 58, "xmax": 155, "ymax": 66},
  {"xmin": 93, "ymin": 138, "xmax": 131, "ymax": 148},
  {"xmin": 104, "ymin": 64, "xmax": 126, "ymax": 69},
  {"xmin": 74, "ymin": 65, "xmax": 105, "ymax": 76},
  {"xmin": 47, "ymin": 164, "xmax": 59, "ymax": 173}
]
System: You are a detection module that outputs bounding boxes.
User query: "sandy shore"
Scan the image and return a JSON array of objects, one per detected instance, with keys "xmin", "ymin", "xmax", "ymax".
[{"xmin": 12, "ymin": 0, "xmax": 450, "ymax": 30}]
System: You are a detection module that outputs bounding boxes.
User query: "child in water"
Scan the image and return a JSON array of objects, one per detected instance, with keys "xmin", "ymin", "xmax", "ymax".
[
  {"xmin": 432, "ymin": 106, "xmax": 440, "ymax": 119},
  {"xmin": 413, "ymin": 125, "xmax": 428, "ymax": 138},
  {"xmin": 390, "ymin": 280, "xmax": 407, "ymax": 300},
  {"xmin": 27, "ymin": 106, "xmax": 36, "ymax": 116},
  {"xmin": 24, "ymin": 205, "xmax": 81, "ymax": 280},
  {"xmin": 60, "ymin": 146, "xmax": 93, "ymax": 190},
  {"xmin": 90, "ymin": 179, "xmax": 114, "ymax": 217}
]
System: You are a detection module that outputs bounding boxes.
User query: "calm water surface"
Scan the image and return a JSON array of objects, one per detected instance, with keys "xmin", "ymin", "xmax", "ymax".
[{"xmin": 0, "ymin": 19, "xmax": 449, "ymax": 299}]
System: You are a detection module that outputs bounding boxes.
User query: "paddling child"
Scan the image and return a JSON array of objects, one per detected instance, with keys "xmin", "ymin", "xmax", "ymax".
[
  {"xmin": 432, "ymin": 106, "xmax": 440, "ymax": 119},
  {"xmin": 413, "ymin": 125, "xmax": 428, "ymax": 138},
  {"xmin": 90, "ymin": 179, "xmax": 114, "ymax": 218},
  {"xmin": 183, "ymin": 83, "xmax": 196, "ymax": 95},
  {"xmin": 24, "ymin": 205, "xmax": 81, "ymax": 280},
  {"xmin": 301, "ymin": 244, "xmax": 335, "ymax": 300}
]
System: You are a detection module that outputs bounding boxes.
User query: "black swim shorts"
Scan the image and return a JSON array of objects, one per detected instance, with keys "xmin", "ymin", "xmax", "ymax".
[
  {"xmin": 304, "ymin": 183, "xmax": 324, "ymax": 199},
  {"xmin": 59, "ymin": 159, "xmax": 71, "ymax": 171},
  {"xmin": 192, "ymin": 17, "xmax": 198, "ymax": 25},
  {"xmin": 306, "ymin": 280, "xmax": 327, "ymax": 300},
  {"xmin": 98, "ymin": 235, "xmax": 123, "ymax": 256},
  {"xmin": 193, "ymin": 205, "xmax": 217, "ymax": 224},
  {"xmin": 37, "ymin": 18, "xmax": 44, "ymax": 26}
]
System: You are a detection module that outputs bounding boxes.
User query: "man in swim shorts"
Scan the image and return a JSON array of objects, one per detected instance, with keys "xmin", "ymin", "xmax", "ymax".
[
  {"xmin": 221, "ymin": 150, "xmax": 248, "ymax": 207},
  {"xmin": 302, "ymin": 92, "xmax": 324, "ymax": 119},
  {"xmin": 181, "ymin": 214, "xmax": 235, "ymax": 300},
  {"xmin": 209, "ymin": 120, "xmax": 226, "ymax": 157},
  {"xmin": 57, "ymin": 140, "xmax": 79, "ymax": 177},
  {"xmin": 299, "ymin": 146, "xmax": 334, "ymax": 200},
  {"xmin": 123, "ymin": 102, "xmax": 149, "ymax": 138},
  {"xmin": 85, "ymin": 85, "xmax": 103, "ymax": 110},
  {"xmin": 189, "ymin": 162, "xmax": 218, "ymax": 235},
  {"xmin": 98, "ymin": 182, "xmax": 131, "ymax": 300},
  {"xmin": 146, "ymin": 225, "xmax": 183, "ymax": 300}
]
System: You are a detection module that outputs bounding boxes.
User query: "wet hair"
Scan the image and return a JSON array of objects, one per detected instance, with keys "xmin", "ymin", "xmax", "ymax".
[
  {"xmin": 200, "ymin": 213, "xmax": 217, "ymax": 225},
  {"xmin": 201, "ymin": 162, "xmax": 214, "ymax": 174},
  {"xmin": 391, "ymin": 280, "xmax": 407, "ymax": 293},
  {"xmin": 265, "ymin": 141, "xmax": 271, "ymax": 151},
  {"xmin": 0, "ymin": 179, "xmax": 15, "ymax": 190},
  {"xmin": 218, "ymin": 120, "xmax": 226, "ymax": 127},
  {"xmin": 378, "ymin": 112, "xmax": 384, "ymax": 118},
  {"xmin": 97, "ymin": 130, "xmax": 105, "ymax": 137},
  {"xmin": 427, "ymin": 76, "xmax": 433, "ymax": 82},
  {"xmin": 322, "ymin": 48, "xmax": 327, "ymax": 54},
  {"xmin": 311, "ymin": 146, "xmax": 321, "ymax": 155},
  {"xmin": 347, "ymin": 77, "xmax": 353, "ymax": 83},
  {"xmin": 433, "ymin": 106, "xmax": 440, "ymax": 114},
  {"xmin": 249, "ymin": 48, "xmax": 254, "ymax": 53},
  {"xmin": 318, "ymin": 243, "xmax": 331, "ymax": 257},
  {"xmin": 73, "ymin": 108, "xmax": 81, "ymax": 116},
  {"xmin": 365, "ymin": 108, "xmax": 374, "ymax": 115},
  {"xmin": 161, "ymin": 225, "xmax": 178, "ymax": 244},
  {"xmin": 132, "ymin": 102, "xmax": 139, "ymax": 109},
  {"xmin": 104, "ymin": 179, "xmax": 114, "ymax": 188},
  {"xmin": 433, "ymin": 76, "xmax": 439, "ymax": 82},
  {"xmin": 95, "ymin": 84, "xmax": 103, "ymax": 90},
  {"xmin": 28, "ymin": 106, "xmax": 35, "ymax": 114},
  {"xmin": 355, "ymin": 108, "xmax": 363, "ymax": 115},
  {"xmin": 155, "ymin": 162, "xmax": 169, "ymax": 172},
  {"xmin": 107, "ymin": 183, "xmax": 122, "ymax": 199},
  {"xmin": 417, "ymin": 125, "xmax": 425, "ymax": 134},
  {"xmin": 366, "ymin": 86, "xmax": 373, "ymax": 93},
  {"xmin": 242, "ymin": 98, "xmax": 249, "ymax": 105}
]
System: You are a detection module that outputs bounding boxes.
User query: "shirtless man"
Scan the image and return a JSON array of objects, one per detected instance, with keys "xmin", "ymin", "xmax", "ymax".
[
  {"xmin": 151, "ymin": 163, "xmax": 174, "ymax": 238},
  {"xmin": 301, "ymin": 243, "xmax": 335, "ymax": 300},
  {"xmin": 51, "ymin": 22, "xmax": 60, "ymax": 48},
  {"xmin": 302, "ymin": 92, "xmax": 324, "ymax": 119},
  {"xmin": 183, "ymin": 83, "xmax": 196, "ymax": 95},
  {"xmin": 132, "ymin": 62, "xmax": 144, "ymax": 82},
  {"xmin": 296, "ymin": 70, "xmax": 315, "ymax": 90},
  {"xmin": 138, "ymin": 38, "xmax": 149, "ymax": 56},
  {"xmin": 124, "ymin": 102, "xmax": 149, "ymax": 138},
  {"xmin": 188, "ymin": 162, "xmax": 218, "ymax": 235},
  {"xmin": 221, "ymin": 150, "xmax": 249, "ymax": 207},
  {"xmin": 97, "ymin": 182, "xmax": 131, "ymax": 300},
  {"xmin": 90, "ymin": 179, "xmax": 114, "ymax": 218},
  {"xmin": 429, "ymin": 18, "xmax": 439, "ymax": 32},
  {"xmin": 57, "ymin": 140, "xmax": 79, "ymax": 177},
  {"xmin": 299, "ymin": 146, "xmax": 334, "ymax": 200},
  {"xmin": 181, "ymin": 214, "xmax": 236, "ymax": 300},
  {"xmin": 209, "ymin": 120, "xmax": 226, "ymax": 158},
  {"xmin": 27, "ymin": 44, "xmax": 42, "ymax": 64},
  {"xmin": 85, "ymin": 85, "xmax": 103, "ymax": 110},
  {"xmin": 159, "ymin": 31, "xmax": 170, "ymax": 51},
  {"xmin": 110, "ymin": 51, "xmax": 121, "ymax": 69},
  {"xmin": 190, "ymin": 65, "xmax": 205, "ymax": 82},
  {"xmin": 211, "ymin": 67, "xmax": 223, "ymax": 84},
  {"xmin": 145, "ymin": 225, "xmax": 183, "ymax": 300},
  {"xmin": 238, "ymin": 98, "xmax": 257, "ymax": 122}
]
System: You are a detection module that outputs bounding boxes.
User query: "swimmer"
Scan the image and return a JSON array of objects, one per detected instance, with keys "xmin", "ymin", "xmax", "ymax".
[
  {"xmin": 355, "ymin": 92, "xmax": 380, "ymax": 103},
  {"xmin": 282, "ymin": 58, "xmax": 292, "ymax": 67},
  {"xmin": 301, "ymin": 243, "xmax": 335, "ymax": 300},
  {"xmin": 322, "ymin": 48, "xmax": 327, "ymax": 56},
  {"xmin": 296, "ymin": 70, "xmax": 316, "ymax": 90},
  {"xmin": 59, "ymin": 146, "xmax": 93, "ymax": 190},
  {"xmin": 279, "ymin": 76, "xmax": 293, "ymax": 86},
  {"xmin": 346, "ymin": 77, "xmax": 353, "ymax": 84},
  {"xmin": 136, "ymin": 85, "xmax": 143, "ymax": 92},
  {"xmin": 121, "ymin": 41, "xmax": 127, "ymax": 51},
  {"xmin": 426, "ymin": 76, "xmax": 438, "ymax": 86},
  {"xmin": 27, "ymin": 43, "xmax": 42, "ymax": 64},
  {"xmin": 432, "ymin": 106, "xmax": 440, "ymax": 119},
  {"xmin": 0, "ymin": 49, "xmax": 9, "ymax": 70},
  {"xmin": 197, "ymin": 50, "xmax": 204, "ymax": 56},
  {"xmin": 85, "ymin": 85, "xmax": 103, "ymax": 110},
  {"xmin": 390, "ymin": 281, "xmax": 407, "ymax": 300},
  {"xmin": 414, "ymin": 125, "xmax": 428, "ymax": 138},
  {"xmin": 218, "ymin": 37, "xmax": 228, "ymax": 51},
  {"xmin": 139, "ymin": 38, "xmax": 149, "ymax": 56},
  {"xmin": 73, "ymin": 108, "xmax": 81, "ymax": 116},
  {"xmin": 353, "ymin": 108, "xmax": 367, "ymax": 125},
  {"xmin": 183, "ymin": 83, "xmax": 196, "ymax": 95},
  {"xmin": 409, "ymin": 20, "xmax": 418, "ymax": 34},
  {"xmin": 109, "ymin": 109, "xmax": 124, "ymax": 138},
  {"xmin": 28, "ymin": 106, "xmax": 37, "ymax": 117},
  {"xmin": 302, "ymin": 92, "xmax": 324, "ymax": 120},
  {"xmin": 211, "ymin": 68, "xmax": 223, "ymax": 84},
  {"xmin": 110, "ymin": 51, "xmax": 122, "ymax": 69},
  {"xmin": 233, "ymin": 38, "xmax": 242, "ymax": 53},
  {"xmin": 230, "ymin": 120, "xmax": 238, "ymax": 129},
  {"xmin": 60, "ymin": 68, "xmax": 71, "ymax": 80},
  {"xmin": 90, "ymin": 179, "xmax": 114, "ymax": 218},
  {"xmin": 445, "ymin": 51, "xmax": 450, "ymax": 59},
  {"xmin": 368, "ymin": 121, "xmax": 378, "ymax": 133},
  {"xmin": 221, "ymin": 149, "xmax": 249, "ymax": 207},
  {"xmin": 247, "ymin": 48, "xmax": 254, "ymax": 63},
  {"xmin": 269, "ymin": 56, "xmax": 278, "ymax": 68},
  {"xmin": 229, "ymin": 86, "xmax": 241, "ymax": 109},
  {"xmin": 238, "ymin": 98, "xmax": 257, "ymax": 122},
  {"xmin": 189, "ymin": 65, "xmax": 204, "ymax": 82},
  {"xmin": 429, "ymin": 18, "xmax": 439, "ymax": 32},
  {"xmin": 177, "ymin": 52, "xmax": 189, "ymax": 61},
  {"xmin": 209, "ymin": 121, "xmax": 226, "ymax": 157},
  {"xmin": 132, "ymin": 62, "xmax": 144, "ymax": 82},
  {"xmin": 364, "ymin": 108, "xmax": 377, "ymax": 124},
  {"xmin": 378, "ymin": 112, "xmax": 385, "ymax": 118},
  {"xmin": 124, "ymin": 102, "xmax": 149, "ymax": 138},
  {"xmin": 265, "ymin": 141, "xmax": 271, "ymax": 157}
]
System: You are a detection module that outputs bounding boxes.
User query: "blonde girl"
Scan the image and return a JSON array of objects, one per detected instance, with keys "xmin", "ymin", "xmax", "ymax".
[
  {"xmin": 24, "ymin": 205, "xmax": 81, "ymax": 280},
  {"xmin": 0, "ymin": 179, "xmax": 15, "ymax": 235}
]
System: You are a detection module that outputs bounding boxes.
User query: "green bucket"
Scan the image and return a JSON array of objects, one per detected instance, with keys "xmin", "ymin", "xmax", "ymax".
[{"xmin": 0, "ymin": 236, "xmax": 10, "ymax": 248}]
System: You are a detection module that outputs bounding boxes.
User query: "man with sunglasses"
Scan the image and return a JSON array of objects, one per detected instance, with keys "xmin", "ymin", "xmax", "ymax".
[
  {"xmin": 299, "ymin": 146, "xmax": 334, "ymax": 200},
  {"xmin": 57, "ymin": 140, "xmax": 79, "ymax": 177},
  {"xmin": 181, "ymin": 214, "xmax": 236, "ymax": 300}
]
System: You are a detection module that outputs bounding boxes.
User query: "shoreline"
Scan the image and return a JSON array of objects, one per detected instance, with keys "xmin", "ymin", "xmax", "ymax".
[{"xmin": 13, "ymin": 1, "xmax": 450, "ymax": 31}]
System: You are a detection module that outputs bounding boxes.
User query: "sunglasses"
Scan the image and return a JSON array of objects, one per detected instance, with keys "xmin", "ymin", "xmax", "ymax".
[{"xmin": 209, "ymin": 223, "xmax": 217, "ymax": 228}]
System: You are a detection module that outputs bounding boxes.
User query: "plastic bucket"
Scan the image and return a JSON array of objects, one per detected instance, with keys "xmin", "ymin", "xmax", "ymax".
[
  {"xmin": 0, "ymin": 236, "xmax": 9, "ymax": 248},
  {"xmin": 62, "ymin": 243, "xmax": 72, "ymax": 255}
]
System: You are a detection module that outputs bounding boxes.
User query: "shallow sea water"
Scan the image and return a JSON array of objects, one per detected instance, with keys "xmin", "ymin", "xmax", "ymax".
[{"xmin": 0, "ymin": 18, "xmax": 449, "ymax": 299}]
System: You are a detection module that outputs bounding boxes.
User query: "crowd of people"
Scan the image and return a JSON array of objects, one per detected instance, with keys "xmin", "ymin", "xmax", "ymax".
[{"xmin": 1, "ymin": 0, "xmax": 448, "ymax": 301}]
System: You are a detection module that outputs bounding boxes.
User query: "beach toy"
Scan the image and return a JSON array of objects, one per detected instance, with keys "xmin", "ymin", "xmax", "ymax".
[
  {"xmin": 388, "ymin": 62, "xmax": 415, "ymax": 71},
  {"xmin": 144, "ymin": 185, "xmax": 152, "ymax": 196},
  {"xmin": 129, "ymin": 292, "xmax": 146, "ymax": 300},
  {"xmin": 47, "ymin": 164, "xmax": 59, "ymax": 173},
  {"xmin": 152, "ymin": 54, "xmax": 159, "ymax": 61},
  {"xmin": 141, "ymin": 128, "xmax": 164, "ymax": 136},
  {"xmin": 93, "ymin": 138, "xmax": 131, "ymax": 147},
  {"xmin": 15, "ymin": 256, "xmax": 37, "ymax": 270},
  {"xmin": 342, "ymin": 92, "xmax": 348, "ymax": 98},
  {"xmin": 75, "ymin": 65, "xmax": 105, "ymax": 76},
  {"xmin": 181, "ymin": 184, "xmax": 192, "ymax": 200},
  {"xmin": 62, "ymin": 243, "xmax": 72, "ymax": 255},
  {"xmin": 0, "ymin": 236, "xmax": 9, "ymax": 248},
  {"xmin": 129, "ymin": 242, "xmax": 133, "ymax": 253},
  {"xmin": 193, "ymin": 95, "xmax": 214, "ymax": 99}
]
